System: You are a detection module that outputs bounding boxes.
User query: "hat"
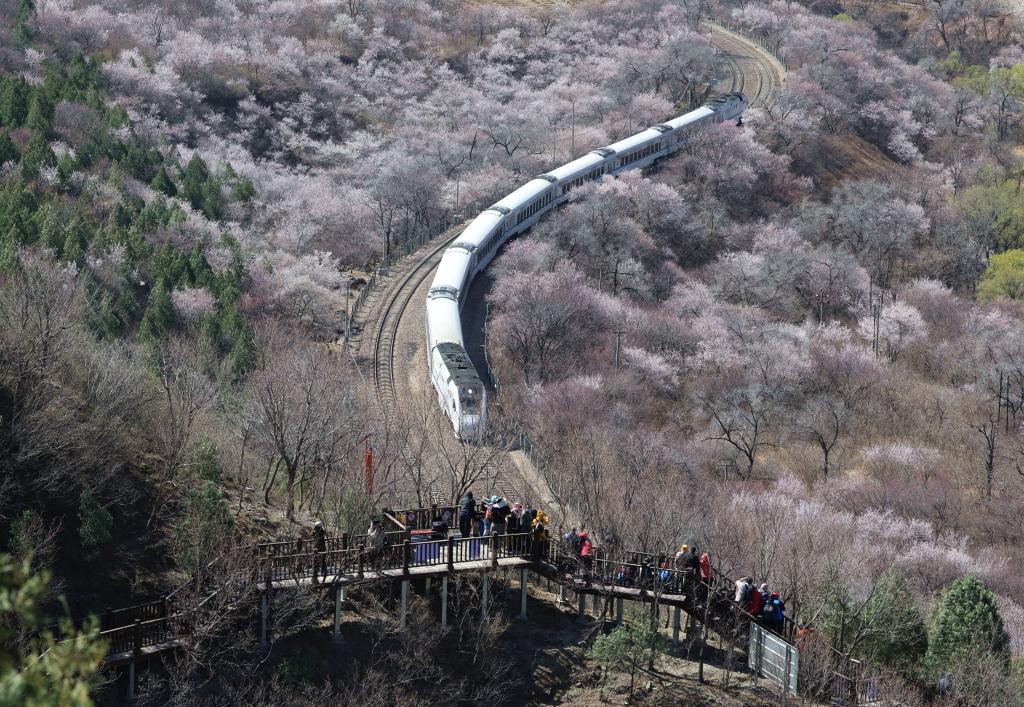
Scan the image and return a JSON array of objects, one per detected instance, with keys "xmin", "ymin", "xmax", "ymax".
[
  {"xmin": 466, "ymin": 491, "xmax": 473, "ymax": 497},
  {"xmin": 760, "ymin": 583, "xmax": 768, "ymax": 591},
  {"xmin": 772, "ymin": 591, "xmax": 780, "ymax": 598},
  {"xmin": 579, "ymin": 531, "xmax": 587, "ymax": 537},
  {"xmin": 314, "ymin": 520, "xmax": 323, "ymax": 528}
]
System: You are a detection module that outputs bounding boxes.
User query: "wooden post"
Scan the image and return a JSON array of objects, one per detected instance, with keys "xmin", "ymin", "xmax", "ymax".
[
  {"xmin": 128, "ymin": 618, "xmax": 141, "ymax": 699},
  {"xmin": 400, "ymin": 580, "xmax": 409, "ymax": 629},
  {"xmin": 441, "ymin": 575, "xmax": 449, "ymax": 628},
  {"xmin": 519, "ymin": 568, "xmax": 528, "ymax": 620},
  {"xmin": 447, "ymin": 536, "xmax": 455, "ymax": 572},
  {"xmin": 490, "ymin": 533, "xmax": 498, "ymax": 568},
  {"xmin": 333, "ymin": 585, "xmax": 342, "ymax": 642},
  {"xmin": 403, "ymin": 541, "xmax": 411, "ymax": 576},
  {"xmin": 592, "ymin": 593, "xmax": 599, "ymax": 614},
  {"xmin": 577, "ymin": 591, "xmax": 586, "ymax": 623},
  {"xmin": 357, "ymin": 550, "xmax": 365, "ymax": 580},
  {"xmin": 616, "ymin": 597, "xmax": 624, "ymax": 625},
  {"xmin": 673, "ymin": 606, "xmax": 681, "ymax": 647},
  {"xmin": 426, "ymin": 577, "xmax": 432, "ymax": 593}
]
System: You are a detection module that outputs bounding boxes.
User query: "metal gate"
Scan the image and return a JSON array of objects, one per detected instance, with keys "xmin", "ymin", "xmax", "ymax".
[{"xmin": 749, "ymin": 623, "xmax": 799, "ymax": 695}]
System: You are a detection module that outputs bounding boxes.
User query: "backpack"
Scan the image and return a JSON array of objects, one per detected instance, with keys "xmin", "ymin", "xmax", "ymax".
[{"xmin": 739, "ymin": 583, "xmax": 752, "ymax": 604}]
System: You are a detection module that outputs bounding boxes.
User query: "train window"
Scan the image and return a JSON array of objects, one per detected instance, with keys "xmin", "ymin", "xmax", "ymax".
[{"xmin": 459, "ymin": 386, "xmax": 480, "ymax": 414}]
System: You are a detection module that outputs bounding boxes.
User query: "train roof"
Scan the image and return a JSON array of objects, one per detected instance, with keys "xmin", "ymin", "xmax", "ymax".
[
  {"xmin": 490, "ymin": 178, "xmax": 553, "ymax": 213},
  {"xmin": 541, "ymin": 151, "xmax": 608, "ymax": 183},
  {"xmin": 663, "ymin": 105, "xmax": 715, "ymax": 130},
  {"xmin": 455, "ymin": 210, "xmax": 504, "ymax": 250},
  {"xmin": 430, "ymin": 248, "xmax": 472, "ymax": 294},
  {"xmin": 426, "ymin": 296, "xmax": 464, "ymax": 347},
  {"xmin": 605, "ymin": 127, "xmax": 665, "ymax": 155},
  {"xmin": 436, "ymin": 342, "xmax": 482, "ymax": 388}
]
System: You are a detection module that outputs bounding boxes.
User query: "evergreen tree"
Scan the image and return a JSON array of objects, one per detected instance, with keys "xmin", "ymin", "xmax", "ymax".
[
  {"xmin": 0, "ymin": 226, "xmax": 18, "ymax": 271},
  {"xmin": 0, "ymin": 78, "xmax": 29, "ymax": 128},
  {"xmin": 0, "ymin": 175, "xmax": 38, "ymax": 243},
  {"xmin": 859, "ymin": 567, "xmax": 928, "ymax": 670},
  {"xmin": 37, "ymin": 203, "xmax": 63, "ymax": 251},
  {"xmin": 14, "ymin": 0, "xmax": 36, "ymax": 46},
  {"xmin": 926, "ymin": 575, "xmax": 1010, "ymax": 674},
  {"xmin": 25, "ymin": 92, "xmax": 51, "ymax": 135},
  {"xmin": 151, "ymin": 241, "xmax": 187, "ymax": 287},
  {"xmin": 173, "ymin": 480, "xmax": 232, "ymax": 575},
  {"xmin": 62, "ymin": 228, "xmax": 84, "ymax": 266},
  {"xmin": 77, "ymin": 487, "xmax": 112, "ymax": 562},
  {"xmin": 180, "ymin": 153, "xmax": 209, "ymax": 211},
  {"xmin": 150, "ymin": 164, "xmax": 177, "ymax": 197},
  {"xmin": 0, "ymin": 131, "xmax": 18, "ymax": 165},
  {"xmin": 0, "ymin": 554, "xmax": 105, "ymax": 706},
  {"xmin": 20, "ymin": 130, "xmax": 55, "ymax": 172},
  {"xmin": 200, "ymin": 177, "xmax": 224, "ymax": 220},
  {"xmin": 188, "ymin": 243, "xmax": 214, "ymax": 288},
  {"xmin": 139, "ymin": 279, "xmax": 175, "ymax": 340}
]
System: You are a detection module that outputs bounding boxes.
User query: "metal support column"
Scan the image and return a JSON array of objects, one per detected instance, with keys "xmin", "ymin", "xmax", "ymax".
[
  {"xmin": 519, "ymin": 568, "xmax": 528, "ymax": 620},
  {"xmin": 482, "ymin": 573, "xmax": 490, "ymax": 620},
  {"xmin": 333, "ymin": 585, "xmax": 342, "ymax": 641},
  {"xmin": 127, "ymin": 663, "xmax": 135, "ymax": 700},
  {"xmin": 260, "ymin": 592, "xmax": 268, "ymax": 648},
  {"xmin": 558, "ymin": 582, "xmax": 566, "ymax": 604},
  {"xmin": 615, "ymin": 597, "xmax": 624, "ymax": 625},
  {"xmin": 672, "ymin": 606, "xmax": 681, "ymax": 647},
  {"xmin": 441, "ymin": 575, "xmax": 449, "ymax": 628},
  {"xmin": 400, "ymin": 580, "xmax": 409, "ymax": 629},
  {"xmin": 578, "ymin": 592, "xmax": 586, "ymax": 623}
]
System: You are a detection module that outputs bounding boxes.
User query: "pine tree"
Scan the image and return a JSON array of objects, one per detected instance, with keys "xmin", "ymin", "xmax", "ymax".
[
  {"xmin": 180, "ymin": 153, "xmax": 209, "ymax": 211},
  {"xmin": 37, "ymin": 204, "xmax": 63, "ymax": 251},
  {"xmin": 200, "ymin": 177, "xmax": 224, "ymax": 220},
  {"xmin": 139, "ymin": 279, "xmax": 175, "ymax": 340},
  {"xmin": 860, "ymin": 567, "xmax": 928, "ymax": 670},
  {"xmin": 0, "ymin": 175, "xmax": 38, "ymax": 242},
  {"xmin": 0, "ymin": 131, "xmax": 18, "ymax": 165},
  {"xmin": 0, "ymin": 78, "xmax": 29, "ymax": 128},
  {"xmin": 25, "ymin": 92, "xmax": 51, "ymax": 135},
  {"xmin": 0, "ymin": 226, "xmax": 18, "ymax": 271},
  {"xmin": 150, "ymin": 164, "xmax": 177, "ymax": 197},
  {"xmin": 0, "ymin": 553, "xmax": 105, "ymax": 705},
  {"xmin": 926, "ymin": 575, "xmax": 1010, "ymax": 674},
  {"xmin": 14, "ymin": 0, "xmax": 36, "ymax": 46},
  {"xmin": 188, "ymin": 243, "xmax": 214, "ymax": 288},
  {"xmin": 78, "ymin": 486, "xmax": 112, "ymax": 562},
  {"xmin": 20, "ymin": 130, "xmax": 55, "ymax": 172}
]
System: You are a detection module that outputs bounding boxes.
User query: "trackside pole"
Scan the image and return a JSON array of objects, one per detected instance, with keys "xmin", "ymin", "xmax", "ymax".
[
  {"xmin": 442, "ymin": 575, "xmax": 449, "ymax": 628},
  {"xmin": 333, "ymin": 585, "xmax": 342, "ymax": 641},
  {"xmin": 400, "ymin": 580, "xmax": 409, "ymax": 629},
  {"xmin": 519, "ymin": 569, "xmax": 528, "ymax": 620},
  {"xmin": 260, "ymin": 592, "xmax": 268, "ymax": 648}
]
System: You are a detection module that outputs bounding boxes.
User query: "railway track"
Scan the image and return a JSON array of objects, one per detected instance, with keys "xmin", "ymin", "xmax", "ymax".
[
  {"xmin": 372, "ymin": 225, "xmax": 464, "ymax": 415},
  {"xmin": 707, "ymin": 23, "xmax": 785, "ymax": 109}
]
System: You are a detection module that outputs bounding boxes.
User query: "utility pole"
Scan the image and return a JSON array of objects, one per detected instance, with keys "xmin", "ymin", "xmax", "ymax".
[{"xmin": 571, "ymin": 101, "xmax": 576, "ymax": 160}]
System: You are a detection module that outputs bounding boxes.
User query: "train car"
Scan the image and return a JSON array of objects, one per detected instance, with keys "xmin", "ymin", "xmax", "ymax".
[
  {"xmin": 425, "ymin": 93, "xmax": 748, "ymax": 438},
  {"xmin": 425, "ymin": 294, "xmax": 487, "ymax": 436}
]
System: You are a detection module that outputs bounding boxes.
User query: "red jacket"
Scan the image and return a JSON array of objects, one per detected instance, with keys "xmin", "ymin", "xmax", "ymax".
[
  {"xmin": 699, "ymin": 553, "xmax": 712, "ymax": 580},
  {"xmin": 580, "ymin": 539, "xmax": 593, "ymax": 557},
  {"xmin": 750, "ymin": 590, "xmax": 762, "ymax": 615}
]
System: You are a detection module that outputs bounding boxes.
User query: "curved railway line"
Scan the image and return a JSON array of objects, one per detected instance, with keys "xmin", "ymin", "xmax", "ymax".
[
  {"xmin": 372, "ymin": 225, "xmax": 465, "ymax": 416},
  {"xmin": 362, "ymin": 23, "xmax": 786, "ymax": 511}
]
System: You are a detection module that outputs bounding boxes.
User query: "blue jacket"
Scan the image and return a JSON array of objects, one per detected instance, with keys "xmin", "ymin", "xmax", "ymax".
[{"xmin": 459, "ymin": 495, "xmax": 475, "ymax": 516}]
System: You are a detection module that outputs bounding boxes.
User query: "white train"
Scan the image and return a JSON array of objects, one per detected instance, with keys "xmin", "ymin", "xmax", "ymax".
[{"xmin": 426, "ymin": 93, "xmax": 749, "ymax": 437}]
